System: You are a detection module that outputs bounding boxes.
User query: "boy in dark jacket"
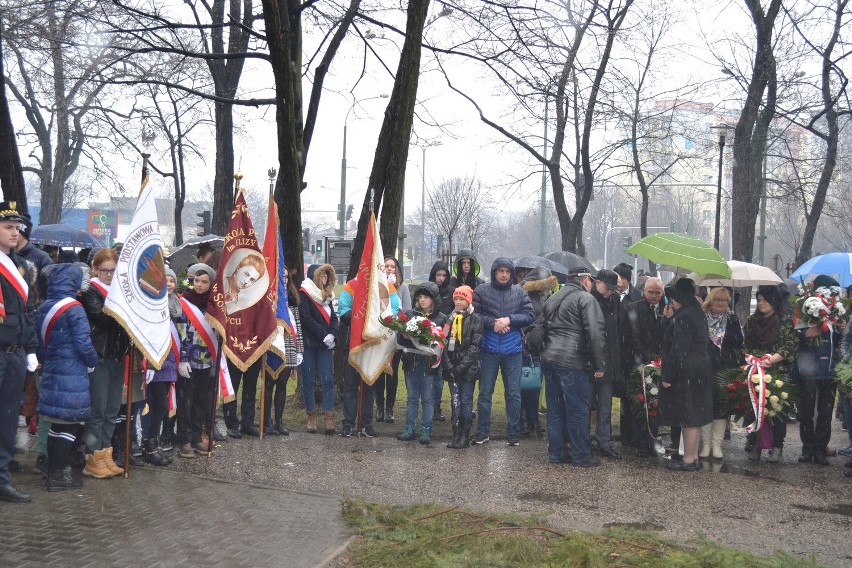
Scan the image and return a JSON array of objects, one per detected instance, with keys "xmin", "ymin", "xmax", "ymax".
[
  {"xmin": 441, "ymin": 286, "xmax": 482, "ymax": 448},
  {"xmin": 396, "ymin": 282, "xmax": 447, "ymax": 445}
]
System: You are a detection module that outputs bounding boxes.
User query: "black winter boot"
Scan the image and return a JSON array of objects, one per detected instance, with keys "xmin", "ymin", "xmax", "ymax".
[
  {"xmin": 447, "ymin": 424, "xmax": 461, "ymax": 449},
  {"xmin": 385, "ymin": 404, "xmax": 395, "ymax": 424},
  {"xmin": 273, "ymin": 381, "xmax": 289, "ymax": 435},
  {"xmin": 113, "ymin": 435, "xmax": 144, "ymax": 467},
  {"xmin": 459, "ymin": 417, "xmax": 471, "ymax": 449},
  {"xmin": 143, "ymin": 438, "xmax": 170, "ymax": 466},
  {"xmin": 46, "ymin": 468, "xmax": 83, "ymax": 491}
]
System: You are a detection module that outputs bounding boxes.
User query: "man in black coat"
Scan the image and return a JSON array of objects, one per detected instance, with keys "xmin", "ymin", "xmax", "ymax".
[
  {"xmin": 614, "ymin": 263, "xmax": 642, "ymax": 305},
  {"xmin": 590, "ymin": 269, "xmax": 622, "ymax": 460},
  {"xmin": 0, "ymin": 202, "xmax": 39, "ymax": 503},
  {"xmin": 623, "ymin": 277, "xmax": 668, "ymax": 455}
]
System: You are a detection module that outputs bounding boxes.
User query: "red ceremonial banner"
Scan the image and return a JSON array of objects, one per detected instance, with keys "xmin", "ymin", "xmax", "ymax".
[{"xmin": 206, "ymin": 185, "xmax": 277, "ymax": 371}]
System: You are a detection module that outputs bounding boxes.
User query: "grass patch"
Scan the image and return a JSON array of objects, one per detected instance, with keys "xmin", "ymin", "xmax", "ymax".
[{"xmin": 339, "ymin": 499, "xmax": 820, "ymax": 568}]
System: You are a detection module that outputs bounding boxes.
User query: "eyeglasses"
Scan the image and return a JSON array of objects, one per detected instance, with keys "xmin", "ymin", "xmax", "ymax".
[{"xmin": 98, "ymin": 268, "xmax": 116, "ymax": 275}]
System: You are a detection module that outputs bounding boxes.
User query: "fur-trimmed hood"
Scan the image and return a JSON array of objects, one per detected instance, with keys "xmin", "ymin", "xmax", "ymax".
[
  {"xmin": 521, "ymin": 267, "xmax": 558, "ymax": 295},
  {"xmin": 303, "ymin": 263, "xmax": 336, "ymax": 303}
]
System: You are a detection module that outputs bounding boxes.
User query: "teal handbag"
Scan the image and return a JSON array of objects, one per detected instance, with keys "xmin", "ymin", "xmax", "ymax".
[{"xmin": 520, "ymin": 356, "xmax": 542, "ymax": 391}]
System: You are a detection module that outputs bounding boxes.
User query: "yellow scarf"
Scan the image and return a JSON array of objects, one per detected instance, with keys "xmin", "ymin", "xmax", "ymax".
[{"xmin": 451, "ymin": 312, "xmax": 464, "ymax": 342}]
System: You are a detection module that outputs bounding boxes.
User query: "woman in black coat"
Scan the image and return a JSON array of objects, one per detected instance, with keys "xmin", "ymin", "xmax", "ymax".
[{"xmin": 660, "ymin": 278, "xmax": 713, "ymax": 471}]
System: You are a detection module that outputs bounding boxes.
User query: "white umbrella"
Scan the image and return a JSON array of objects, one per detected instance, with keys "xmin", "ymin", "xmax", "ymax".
[{"xmin": 690, "ymin": 260, "xmax": 783, "ymax": 287}]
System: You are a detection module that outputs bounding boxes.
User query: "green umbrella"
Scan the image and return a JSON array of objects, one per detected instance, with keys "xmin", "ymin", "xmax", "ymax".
[{"xmin": 626, "ymin": 232, "xmax": 731, "ymax": 278}]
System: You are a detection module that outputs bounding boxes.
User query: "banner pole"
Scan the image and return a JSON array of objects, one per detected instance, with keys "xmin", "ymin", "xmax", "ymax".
[
  {"xmin": 207, "ymin": 337, "xmax": 224, "ymax": 457},
  {"xmin": 124, "ymin": 350, "xmax": 134, "ymax": 478},
  {"xmin": 355, "ymin": 377, "xmax": 363, "ymax": 436},
  {"xmin": 259, "ymin": 363, "xmax": 266, "ymax": 440}
]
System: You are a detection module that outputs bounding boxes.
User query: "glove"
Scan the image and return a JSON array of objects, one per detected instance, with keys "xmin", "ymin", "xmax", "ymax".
[
  {"xmin": 178, "ymin": 362, "xmax": 192, "ymax": 379},
  {"xmin": 145, "ymin": 369, "xmax": 156, "ymax": 382},
  {"xmin": 323, "ymin": 334, "xmax": 335, "ymax": 348},
  {"xmin": 296, "ymin": 353, "xmax": 303, "ymax": 366},
  {"xmin": 87, "ymin": 367, "xmax": 96, "ymax": 373},
  {"xmin": 26, "ymin": 354, "xmax": 38, "ymax": 372},
  {"xmin": 386, "ymin": 272, "xmax": 397, "ymax": 285},
  {"xmin": 327, "ymin": 340, "xmax": 336, "ymax": 350}
]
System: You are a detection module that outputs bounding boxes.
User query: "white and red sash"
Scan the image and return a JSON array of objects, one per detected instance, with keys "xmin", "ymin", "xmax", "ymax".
[
  {"xmin": 40, "ymin": 297, "xmax": 81, "ymax": 345},
  {"xmin": 89, "ymin": 277, "xmax": 109, "ymax": 298},
  {"xmin": 170, "ymin": 321, "xmax": 181, "ymax": 365},
  {"xmin": 178, "ymin": 297, "xmax": 235, "ymax": 401},
  {"xmin": 0, "ymin": 251, "xmax": 29, "ymax": 319},
  {"xmin": 301, "ymin": 287, "xmax": 331, "ymax": 325},
  {"xmin": 168, "ymin": 383, "xmax": 177, "ymax": 417}
]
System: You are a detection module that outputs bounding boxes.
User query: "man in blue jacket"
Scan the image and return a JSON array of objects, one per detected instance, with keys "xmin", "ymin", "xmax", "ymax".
[{"xmin": 471, "ymin": 258, "xmax": 535, "ymax": 446}]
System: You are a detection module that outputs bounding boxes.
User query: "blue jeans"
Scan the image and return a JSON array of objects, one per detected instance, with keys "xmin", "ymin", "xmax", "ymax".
[
  {"xmin": 342, "ymin": 359, "xmax": 374, "ymax": 430},
  {"xmin": 448, "ymin": 381, "xmax": 475, "ymax": 425},
  {"xmin": 589, "ymin": 378, "xmax": 614, "ymax": 450},
  {"xmin": 543, "ymin": 363, "xmax": 592, "ymax": 465},
  {"xmin": 404, "ymin": 358, "xmax": 434, "ymax": 430},
  {"xmin": 476, "ymin": 352, "xmax": 522, "ymax": 438},
  {"xmin": 432, "ymin": 370, "xmax": 445, "ymax": 411},
  {"xmin": 301, "ymin": 348, "xmax": 334, "ymax": 412}
]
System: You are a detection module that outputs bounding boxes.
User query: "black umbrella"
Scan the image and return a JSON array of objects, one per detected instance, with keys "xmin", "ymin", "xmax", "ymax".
[
  {"xmin": 30, "ymin": 223, "xmax": 105, "ymax": 248},
  {"xmin": 543, "ymin": 251, "xmax": 598, "ymax": 277},
  {"xmin": 166, "ymin": 235, "xmax": 224, "ymax": 273},
  {"xmin": 514, "ymin": 255, "xmax": 574, "ymax": 283}
]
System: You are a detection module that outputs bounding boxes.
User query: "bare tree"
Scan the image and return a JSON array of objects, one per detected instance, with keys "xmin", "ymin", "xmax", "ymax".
[
  {"xmin": 427, "ymin": 176, "xmax": 478, "ymax": 253},
  {"xmin": 0, "ymin": 18, "xmax": 25, "ymax": 206},
  {"xmin": 2, "ymin": 0, "xmax": 124, "ymax": 223}
]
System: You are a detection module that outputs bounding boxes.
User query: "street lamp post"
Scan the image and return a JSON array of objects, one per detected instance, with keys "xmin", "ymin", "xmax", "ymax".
[
  {"xmin": 709, "ymin": 123, "xmax": 733, "ymax": 252},
  {"xmin": 421, "ymin": 142, "xmax": 441, "ymax": 273},
  {"xmin": 539, "ymin": 94, "xmax": 548, "ymax": 255},
  {"xmin": 340, "ymin": 95, "xmax": 388, "ymax": 237}
]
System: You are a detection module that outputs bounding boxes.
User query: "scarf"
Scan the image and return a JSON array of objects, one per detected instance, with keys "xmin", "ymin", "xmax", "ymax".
[
  {"xmin": 300, "ymin": 278, "xmax": 329, "ymax": 305},
  {"xmin": 705, "ymin": 310, "xmax": 729, "ymax": 348},
  {"xmin": 168, "ymin": 292, "xmax": 182, "ymax": 318},
  {"xmin": 750, "ymin": 311, "xmax": 780, "ymax": 351},
  {"xmin": 181, "ymin": 287, "xmax": 210, "ymax": 311}
]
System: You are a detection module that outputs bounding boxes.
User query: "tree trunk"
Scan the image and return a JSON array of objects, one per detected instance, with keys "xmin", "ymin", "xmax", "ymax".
[
  {"xmin": 731, "ymin": 0, "xmax": 781, "ymax": 263},
  {"xmin": 211, "ymin": 100, "xmax": 236, "ymax": 234},
  {"xmin": 263, "ymin": 0, "xmax": 305, "ymax": 283},
  {"xmin": 0, "ymin": 25, "xmax": 26, "ymax": 208},
  {"xmin": 348, "ymin": 0, "xmax": 430, "ymax": 276}
]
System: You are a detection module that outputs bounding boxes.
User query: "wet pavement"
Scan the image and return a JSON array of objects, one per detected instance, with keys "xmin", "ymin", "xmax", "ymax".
[{"xmin": 3, "ymin": 414, "xmax": 851, "ymax": 567}]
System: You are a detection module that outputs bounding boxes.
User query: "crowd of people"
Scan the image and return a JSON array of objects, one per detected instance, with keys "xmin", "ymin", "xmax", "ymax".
[{"xmin": 1, "ymin": 200, "xmax": 850, "ymax": 504}]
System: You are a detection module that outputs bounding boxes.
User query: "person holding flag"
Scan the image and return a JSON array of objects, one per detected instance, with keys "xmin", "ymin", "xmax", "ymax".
[
  {"xmin": 263, "ymin": 265, "xmax": 303, "ymax": 436},
  {"xmin": 176, "ymin": 263, "xmax": 218, "ymax": 457},
  {"xmin": 0, "ymin": 202, "xmax": 39, "ymax": 503},
  {"xmin": 35, "ymin": 263, "xmax": 99, "ymax": 491},
  {"xmin": 140, "ymin": 267, "xmax": 181, "ymax": 466},
  {"xmin": 81, "ymin": 248, "xmax": 131, "ymax": 479},
  {"xmin": 205, "ymin": 173, "xmax": 277, "ymax": 441}
]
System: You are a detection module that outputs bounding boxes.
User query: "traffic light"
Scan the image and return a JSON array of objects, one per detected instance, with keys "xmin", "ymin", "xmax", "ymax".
[
  {"xmin": 196, "ymin": 211, "xmax": 211, "ymax": 236},
  {"xmin": 622, "ymin": 236, "xmax": 632, "ymax": 250},
  {"xmin": 316, "ymin": 239, "xmax": 323, "ymax": 254},
  {"xmin": 346, "ymin": 204, "xmax": 354, "ymax": 220},
  {"xmin": 302, "ymin": 228, "xmax": 310, "ymax": 251}
]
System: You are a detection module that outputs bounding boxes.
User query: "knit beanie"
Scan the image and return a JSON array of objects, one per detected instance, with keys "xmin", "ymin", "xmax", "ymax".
[{"xmin": 453, "ymin": 285, "xmax": 473, "ymax": 304}]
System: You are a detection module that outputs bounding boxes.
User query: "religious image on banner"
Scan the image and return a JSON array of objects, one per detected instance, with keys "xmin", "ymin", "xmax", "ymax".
[
  {"xmin": 348, "ymin": 211, "xmax": 396, "ymax": 385},
  {"xmin": 206, "ymin": 176, "xmax": 277, "ymax": 372},
  {"xmin": 103, "ymin": 174, "xmax": 170, "ymax": 369}
]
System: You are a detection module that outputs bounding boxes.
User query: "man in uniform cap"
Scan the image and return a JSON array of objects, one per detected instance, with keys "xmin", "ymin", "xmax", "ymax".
[{"xmin": 0, "ymin": 202, "xmax": 39, "ymax": 502}]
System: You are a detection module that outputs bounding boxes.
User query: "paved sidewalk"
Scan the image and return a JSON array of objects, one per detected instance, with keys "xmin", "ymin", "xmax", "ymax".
[{"xmin": 0, "ymin": 463, "xmax": 347, "ymax": 568}]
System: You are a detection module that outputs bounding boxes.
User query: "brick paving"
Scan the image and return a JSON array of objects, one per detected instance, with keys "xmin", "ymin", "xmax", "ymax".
[{"xmin": 0, "ymin": 459, "xmax": 347, "ymax": 568}]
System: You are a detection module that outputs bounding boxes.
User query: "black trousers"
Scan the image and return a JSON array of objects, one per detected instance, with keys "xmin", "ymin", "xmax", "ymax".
[
  {"xmin": 145, "ymin": 382, "xmax": 170, "ymax": 439},
  {"xmin": 343, "ymin": 359, "xmax": 375, "ymax": 430},
  {"xmin": 0, "ymin": 349, "xmax": 25, "ymax": 487},
  {"xmin": 224, "ymin": 359, "xmax": 261, "ymax": 429},
  {"xmin": 177, "ymin": 368, "xmax": 212, "ymax": 444},
  {"xmin": 375, "ymin": 352, "xmax": 400, "ymax": 410},
  {"xmin": 263, "ymin": 368, "xmax": 291, "ymax": 424},
  {"xmin": 798, "ymin": 378, "xmax": 837, "ymax": 453}
]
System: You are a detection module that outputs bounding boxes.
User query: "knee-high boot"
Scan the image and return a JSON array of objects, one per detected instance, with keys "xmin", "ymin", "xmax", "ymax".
[
  {"xmin": 710, "ymin": 419, "xmax": 726, "ymax": 459},
  {"xmin": 699, "ymin": 422, "xmax": 713, "ymax": 458},
  {"xmin": 273, "ymin": 378, "xmax": 288, "ymax": 435},
  {"xmin": 263, "ymin": 379, "xmax": 278, "ymax": 435}
]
